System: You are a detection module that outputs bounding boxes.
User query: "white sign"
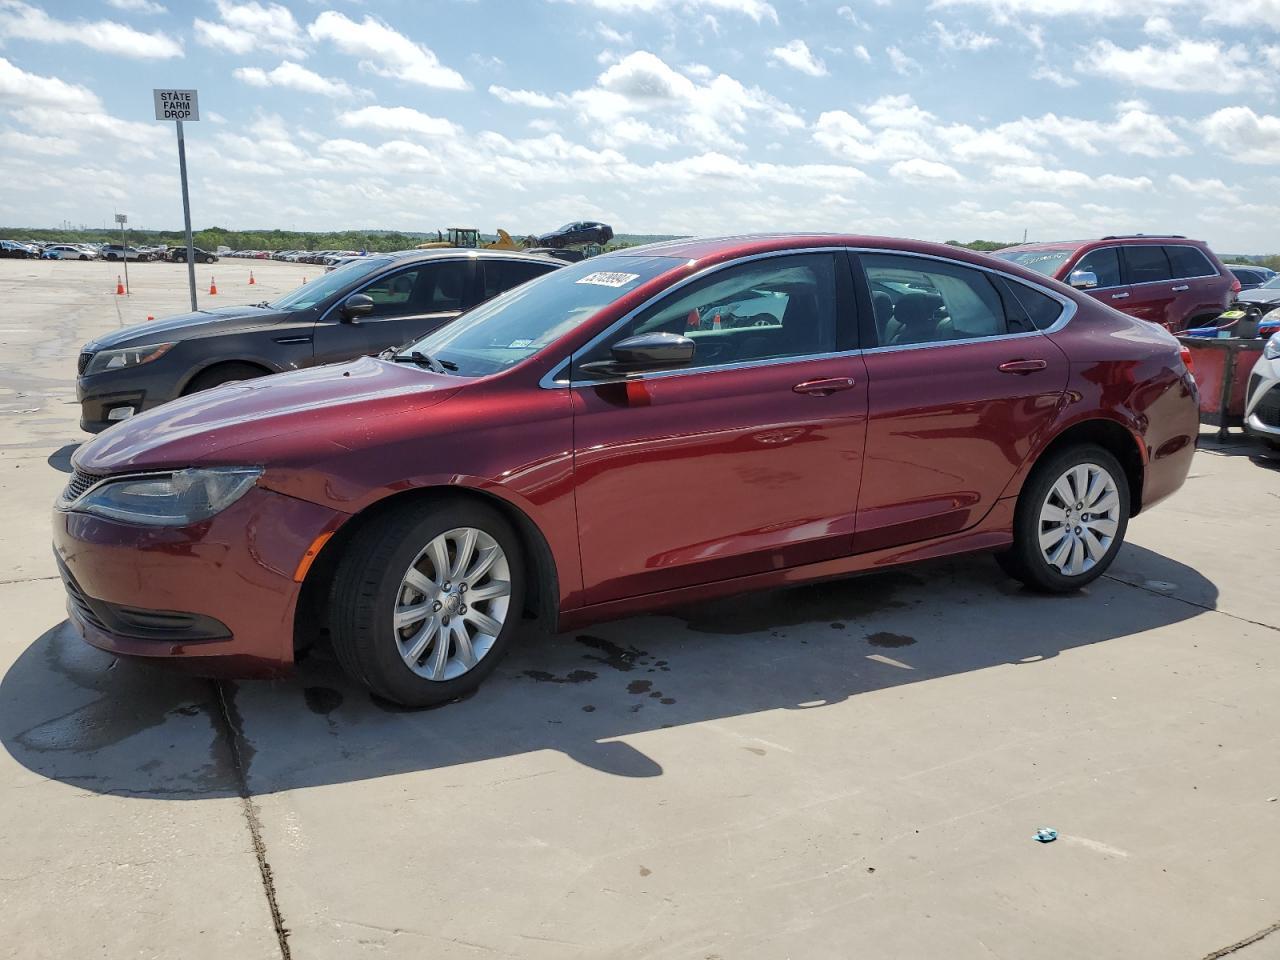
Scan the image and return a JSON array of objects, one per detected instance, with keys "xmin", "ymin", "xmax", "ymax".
[
  {"xmin": 575, "ymin": 271, "xmax": 640, "ymax": 288},
  {"xmin": 153, "ymin": 88, "xmax": 199, "ymax": 122},
  {"xmin": 114, "ymin": 213, "xmax": 127, "ymax": 225}
]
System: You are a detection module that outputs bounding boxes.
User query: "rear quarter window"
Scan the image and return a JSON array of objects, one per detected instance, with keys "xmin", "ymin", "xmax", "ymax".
[
  {"xmin": 1165, "ymin": 245, "xmax": 1218, "ymax": 279},
  {"xmin": 997, "ymin": 277, "xmax": 1065, "ymax": 331}
]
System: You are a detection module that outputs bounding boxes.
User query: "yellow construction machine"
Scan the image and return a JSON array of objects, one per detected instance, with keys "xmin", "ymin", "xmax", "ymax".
[{"xmin": 415, "ymin": 227, "xmax": 526, "ymax": 251}]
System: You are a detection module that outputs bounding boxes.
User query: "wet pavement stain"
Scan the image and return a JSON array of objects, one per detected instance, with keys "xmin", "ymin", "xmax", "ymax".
[
  {"xmin": 581, "ymin": 704, "xmax": 596, "ymax": 713},
  {"xmin": 627, "ymin": 680, "xmax": 652, "ymax": 695},
  {"xmin": 639, "ymin": 866, "xmax": 652, "ymax": 877},
  {"xmin": 866, "ymin": 632, "xmax": 916, "ymax": 648},
  {"xmin": 303, "ymin": 686, "xmax": 343, "ymax": 716},
  {"xmin": 831, "ymin": 622, "xmax": 846, "ymax": 630},
  {"xmin": 576, "ymin": 635, "xmax": 649, "ymax": 672},
  {"xmin": 670, "ymin": 572, "xmax": 922, "ymax": 635},
  {"xmin": 522, "ymin": 669, "xmax": 598, "ymax": 685},
  {"xmin": 744, "ymin": 746, "xmax": 766, "ymax": 756}
]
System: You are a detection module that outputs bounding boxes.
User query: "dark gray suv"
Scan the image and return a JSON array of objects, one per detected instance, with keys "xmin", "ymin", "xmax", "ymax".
[{"xmin": 76, "ymin": 249, "xmax": 561, "ymax": 432}]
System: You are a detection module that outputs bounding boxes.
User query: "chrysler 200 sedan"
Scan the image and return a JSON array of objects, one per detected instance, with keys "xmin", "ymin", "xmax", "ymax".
[{"xmin": 53, "ymin": 235, "xmax": 1199, "ymax": 706}]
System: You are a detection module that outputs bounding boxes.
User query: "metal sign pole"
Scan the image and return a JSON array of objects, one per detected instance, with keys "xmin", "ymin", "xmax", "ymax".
[
  {"xmin": 118, "ymin": 216, "xmax": 129, "ymax": 295},
  {"xmin": 176, "ymin": 119, "xmax": 197, "ymax": 311}
]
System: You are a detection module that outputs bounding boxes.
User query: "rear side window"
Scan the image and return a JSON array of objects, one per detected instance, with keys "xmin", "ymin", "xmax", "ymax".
[
  {"xmin": 1073, "ymin": 247, "xmax": 1122, "ymax": 288},
  {"xmin": 1122, "ymin": 246, "xmax": 1172, "ymax": 284},
  {"xmin": 482, "ymin": 259, "xmax": 555, "ymax": 300},
  {"xmin": 997, "ymin": 278, "xmax": 1064, "ymax": 332},
  {"xmin": 861, "ymin": 254, "xmax": 1007, "ymax": 346},
  {"xmin": 1165, "ymin": 245, "xmax": 1217, "ymax": 279}
]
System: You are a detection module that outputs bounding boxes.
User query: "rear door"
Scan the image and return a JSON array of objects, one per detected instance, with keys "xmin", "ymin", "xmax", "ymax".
[
  {"xmin": 569, "ymin": 250, "xmax": 868, "ymax": 604},
  {"xmin": 854, "ymin": 252, "xmax": 1070, "ymax": 552},
  {"xmin": 1165, "ymin": 243, "xmax": 1228, "ymax": 330},
  {"xmin": 1118, "ymin": 245, "xmax": 1177, "ymax": 329}
]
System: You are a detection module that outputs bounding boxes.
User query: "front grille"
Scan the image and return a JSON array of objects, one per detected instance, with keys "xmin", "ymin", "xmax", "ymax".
[
  {"xmin": 1256, "ymin": 384, "xmax": 1280, "ymax": 428},
  {"xmin": 77, "ymin": 351, "xmax": 92, "ymax": 375},
  {"xmin": 64, "ymin": 469, "xmax": 103, "ymax": 502}
]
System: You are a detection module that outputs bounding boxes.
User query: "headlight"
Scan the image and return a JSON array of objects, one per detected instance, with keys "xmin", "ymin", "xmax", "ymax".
[
  {"xmin": 84, "ymin": 342, "xmax": 175, "ymax": 375},
  {"xmin": 1266, "ymin": 333, "xmax": 1280, "ymax": 361},
  {"xmin": 66, "ymin": 467, "xmax": 262, "ymax": 526}
]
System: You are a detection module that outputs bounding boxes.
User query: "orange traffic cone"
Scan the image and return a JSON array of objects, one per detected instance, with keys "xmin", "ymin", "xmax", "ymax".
[
  {"xmin": 249, "ymin": 271, "xmax": 256, "ymax": 285},
  {"xmin": 146, "ymin": 314, "xmax": 154, "ymax": 320},
  {"xmin": 209, "ymin": 277, "xmax": 218, "ymax": 296},
  {"xmin": 115, "ymin": 276, "xmax": 124, "ymax": 295}
]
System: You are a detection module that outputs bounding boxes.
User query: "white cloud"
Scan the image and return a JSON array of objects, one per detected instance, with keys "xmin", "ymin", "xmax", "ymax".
[
  {"xmin": 233, "ymin": 61, "xmax": 359, "ymax": 98},
  {"xmin": 814, "ymin": 109, "xmax": 941, "ymax": 163},
  {"xmin": 1169, "ymin": 173, "xmax": 1239, "ymax": 204},
  {"xmin": 890, "ymin": 158, "xmax": 964, "ymax": 183},
  {"xmin": 193, "ymin": 0, "xmax": 302, "ymax": 57},
  {"xmin": 770, "ymin": 39, "xmax": 827, "ymax": 76},
  {"xmin": 0, "ymin": 0, "xmax": 181, "ymax": 58},
  {"xmin": 595, "ymin": 22, "xmax": 632, "ymax": 44},
  {"xmin": 1201, "ymin": 106, "xmax": 1280, "ymax": 164},
  {"xmin": 1203, "ymin": 1, "xmax": 1280, "ymax": 27},
  {"xmin": 887, "ymin": 46, "xmax": 919, "ymax": 75},
  {"xmin": 0, "ymin": 56, "xmax": 101, "ymax": 110},
  {"xmin": 106, "ymin": 0, "xmax": 166, "ymax": 13},
  {"xmin": 852, "ymin": 44, "xmax": 871, "ymax": 63},
  {"xmin": 1032, "ymin": 65, "xmax": 1078, "ymax": 87},
  {"xmin": 933, "ymin": 0, "xmax": 1182, "ymax": 17},
  {"xmin": 1081, "ymin": 39, "xmax": 1266, "ymax": 94},
  {"xmin": 990, "ymin": 164, "xmax": 1153, "ymax": 192},
  {"xmin": 489, "ymin": 85, "xmax": 561, "ymax": 109},
  {"xmin": 308, "ymin": 12, "xmax": 468, "ymax": 90},
  {"xmin": 931, "ymin": 21, "xmax": 997, "ymax": 51},
  {"xmin": 0, "ymin": 128, "xmax": 78, "ymax": 155},
  {"xmin": 556, "ymin": 0, "xmax": 778, "ymax": 23},
  {"xmin": 337, "ymin": 105, "xmax": 461, "ymax": 138}
]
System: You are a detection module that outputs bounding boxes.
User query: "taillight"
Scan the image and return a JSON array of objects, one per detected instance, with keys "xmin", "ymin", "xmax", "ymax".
[
  {"xmin": 1179, "ymin": 345, "xmax": 1194, "ymax": 375},
  {"xmin": 1230, "ymin": 275, "xmax": 1242, "ymax": 295}
]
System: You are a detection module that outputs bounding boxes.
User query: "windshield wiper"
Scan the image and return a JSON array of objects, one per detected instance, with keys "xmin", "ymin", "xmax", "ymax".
[{"xmin": 390, "ymin": 350, "xmax": 457, "ymax": 373}]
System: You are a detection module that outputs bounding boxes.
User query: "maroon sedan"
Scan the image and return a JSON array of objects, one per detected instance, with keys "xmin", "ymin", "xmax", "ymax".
[{"xmin": 54, "ymin": 235, "xmax": 1199, "ymax": 706}]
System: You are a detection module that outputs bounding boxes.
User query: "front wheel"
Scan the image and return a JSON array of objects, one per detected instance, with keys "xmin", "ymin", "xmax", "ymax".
[
  {"xmin": 997, "ymin": 444, "xmax": 1130, "ymax": 593},
  {"xmin": 329, "ymin": 500, "xmax": 526, "ymax": 707}
]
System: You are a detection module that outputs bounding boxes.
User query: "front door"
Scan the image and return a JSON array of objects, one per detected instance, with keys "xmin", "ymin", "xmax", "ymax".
[
  {"xmin": 570, "ymin": 251, "xmax": 868, "ymax": 605},
  {"xmin": 312, "ymin": 260, "xmax": 476, "ymax": 364},
  {"xmin": 854, "ymin": 252, "xmax": 1069, "ymax": 552}
]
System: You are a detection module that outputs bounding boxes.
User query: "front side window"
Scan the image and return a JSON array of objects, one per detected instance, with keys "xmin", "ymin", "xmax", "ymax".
[
  {"xmin": 861, "ymin": 254, "xmax": 1007, "ymax": 346},
  {"xmin": 574, "ymin": 253, "xmax": 840, "ymax": 375},
  {"xmin": 268, "ymin": 257, "xmax": 393, "ymax": 311},
  {"xmin": 1073, "ymin": 247, "xmax": 1122, "ymax": 288},
  {"xmin": 1122, "ymin": 245, "xmax": 1172, "ymax": 284}
]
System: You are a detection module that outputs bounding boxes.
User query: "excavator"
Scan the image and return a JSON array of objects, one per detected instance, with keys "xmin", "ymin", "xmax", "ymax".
[{"xmin": 415, "ymin": 227, "xmax": 528, "ymax": 251}]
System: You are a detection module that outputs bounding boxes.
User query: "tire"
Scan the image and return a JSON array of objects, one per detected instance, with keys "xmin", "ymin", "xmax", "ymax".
[
  {"xmin": 329, "ymin": 499, "xmax": 526, "ymax": 707},
  {"xmin": 182, "ymin": 362, "xmax": 269, "ymax": 395},
  {"xmin": 107, "ymin": 253, "xmax": 118, "ymax": 261},
  {"xmin": 996, "ymin": 444, "xmax": 1130, "ymax": 593},
  {"xmin": 204, "ymin": 255, "xmax": 215, "ymax": 264}
]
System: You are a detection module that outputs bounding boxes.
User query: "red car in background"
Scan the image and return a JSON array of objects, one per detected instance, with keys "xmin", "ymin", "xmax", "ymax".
[
  {"xmin": 994, "ymin": 235, "xmax": 1235, "ymax": 333},
  {"xmin": 53, "ymin": 235, "xmax": 1199, "ymax": 706}
]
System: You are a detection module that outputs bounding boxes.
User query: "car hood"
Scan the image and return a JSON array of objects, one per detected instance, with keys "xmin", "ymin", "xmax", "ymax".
[
  {"xmin": 73, "ymin": 356, "xmax": 463, "ymax": 474},
  {"xmin": 84, "ymin": 304, "xmax": 290, "ymax": 351},
  {"xmin": 1236, "ymin": 288, "xmax": 1280, "ymax": 307}
]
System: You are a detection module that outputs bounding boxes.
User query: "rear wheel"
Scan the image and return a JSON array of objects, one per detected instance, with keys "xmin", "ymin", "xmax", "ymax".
[
  {"xmin": 997, "ymin": 444, "xmax": 1129, "ymax": 593},
  {"xmin": 329, "ymin": 500, "xmax": 525, "ymax": 707},
  {"xmin": 182, "ymin": 362, "xmax": 269, "ymax": 395}
]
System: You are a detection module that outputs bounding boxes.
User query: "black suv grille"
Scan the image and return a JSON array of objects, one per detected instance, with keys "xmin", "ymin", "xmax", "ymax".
[
  {"xmin": 64, "ymin": 469, "xmax": 103, "ymax": 502},
  {"xmin": 77, "ymin": 352, "xmax": 93, "ymax": 375},
  {"xmin": 1256, "ymin": 384, "xmax": 1280, "ymax": 429}
]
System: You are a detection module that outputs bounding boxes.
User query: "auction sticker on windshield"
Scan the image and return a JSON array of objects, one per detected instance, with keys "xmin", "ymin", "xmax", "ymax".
[{"xmin": 575, "ymin": 272, "xmax": 640, "ymax": 287}]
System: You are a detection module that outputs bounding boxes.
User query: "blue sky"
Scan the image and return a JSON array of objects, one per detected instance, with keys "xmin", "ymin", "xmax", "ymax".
[{"xmin": 0, "ymin": 0, "xmax": 1277, "ymax": 250}]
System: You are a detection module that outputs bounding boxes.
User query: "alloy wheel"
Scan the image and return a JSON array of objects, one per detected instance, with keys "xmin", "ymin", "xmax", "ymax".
[
  {"xmin": 1038, "ymin": 462, "xmax": 1121, "ymax": 577},
  {"xmin": 392, "ymin": 527, "xmax": 511, "ymax": 681}
]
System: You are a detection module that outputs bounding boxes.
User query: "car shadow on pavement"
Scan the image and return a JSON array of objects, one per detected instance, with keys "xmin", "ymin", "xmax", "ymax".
[
  {"xmin": 46, "ymin": 443, "xmax": 77, "ymax": 474},
  {"xmin": 0, "ymin": 545, "xmax": 1217, "ymax": 798}
]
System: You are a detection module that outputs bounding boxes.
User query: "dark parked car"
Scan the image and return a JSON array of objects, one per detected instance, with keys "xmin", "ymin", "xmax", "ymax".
[
  {"xmin": 55, "ymin": 234, "xmax": 1198, "ymax": 706},
  {"xmin": 993, "ymin": 235, "xmax": 1234, "ymax": 332},
  {"xmin": 1227, "ymin": 264, "xmax": 1276, "ymax": 291},
  {"xmin": 534, "ymin": 221, "xmax": 613, "ymax": 249},
  {"xmin": 74, "ymin": 249, "xmax": 560, "ymax": 431},
  {"xmin": 169, "ymin": 246, "xmax": 218, "ymax": 264},
  {"xmin": 1234, "ymin": 274, "xmax": 1280, "ymax": 312}
]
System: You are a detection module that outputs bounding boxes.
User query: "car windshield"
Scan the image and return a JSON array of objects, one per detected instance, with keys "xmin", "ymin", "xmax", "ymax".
[
  {"xmin": 1260, "ymin": 275, "xmax": 1280, "ymax": 290},
  {"xmin": 267, "ymin": 257, "xmax": 393, "ymax": 311},
  {"xmin": 991, "ymin": 246, "xmax": 1078, "ymax": 276},
  {"xmin": 398, "ymin": 255, "xmax": 683, "ymax": 377}
]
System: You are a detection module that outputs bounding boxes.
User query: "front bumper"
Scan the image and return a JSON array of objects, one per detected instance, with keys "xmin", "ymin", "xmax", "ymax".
[
  {"xmin": 1244, "ymin": 360, "xmax": 1280, "ymax": 441},
  {"xmin": 52, "ymin": 485, "xmax": 347, "ymax": 676},
  {"xmin": 77, "ymin": 368, "xmax": 180, "ymax": 433}
]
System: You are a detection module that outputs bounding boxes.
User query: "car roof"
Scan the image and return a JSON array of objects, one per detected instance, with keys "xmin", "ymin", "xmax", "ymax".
[
  {"xmin": 381, "ymin": 248, "xmax": 565, "ymax": 265},
  {"xmin": 1004, "ymin": 236, "xmax": 1208, "ymax": 254}
]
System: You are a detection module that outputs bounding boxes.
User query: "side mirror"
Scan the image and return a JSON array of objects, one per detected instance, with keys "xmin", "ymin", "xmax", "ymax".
[
  {"xmin": 1068, "ymin": 270, "xmax": 1098, "ymax": 290},
  {"xmin": 342, "ymin": 293, "xmax": 374, "ymax": 320},
  {"xmin": 579, "ymin": 332, "xmax": 696, "ymax": 377}
]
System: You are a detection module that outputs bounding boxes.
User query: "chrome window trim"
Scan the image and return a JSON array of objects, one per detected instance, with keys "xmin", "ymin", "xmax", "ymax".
[
  {"xmin": 316, "ymin": 255, "xmax": 485, "ymax": 326},
  {"xmin": 539, "ymin": 244, "xmax": 1083, "ymax": 387}
]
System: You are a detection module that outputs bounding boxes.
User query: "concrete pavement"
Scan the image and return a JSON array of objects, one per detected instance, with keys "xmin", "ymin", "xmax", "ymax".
[{"xmin": 1, "ymin": 258, "xmax": 1277, "ymax": 959}]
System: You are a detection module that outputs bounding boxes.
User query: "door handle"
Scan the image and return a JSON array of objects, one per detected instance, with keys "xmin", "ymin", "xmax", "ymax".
[
  {"xmin": 1171, "ymin": 284, "xmax": 1189, "ymax": 292},
  {"xmin": 1111, "ymin": 292, "xmax": 1130, "ymax": 300},
  {"xmin": 793, "ymin": 377, "xmax": 856, "ymax": 396},
  {"xmin": 997, "ymin": 359, "xmax": 1048, "ymax": 374}
]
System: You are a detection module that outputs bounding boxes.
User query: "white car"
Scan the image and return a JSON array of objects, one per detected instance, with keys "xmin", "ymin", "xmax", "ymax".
[
  {"xmin": 44, "ymin": 244, "xmax": 96, "ymax": 261},
  {"xmin": 1245, "ymin": 332, "xmax": 1280, "ymax": 450}
]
